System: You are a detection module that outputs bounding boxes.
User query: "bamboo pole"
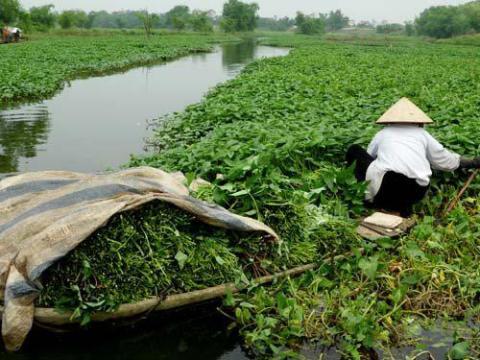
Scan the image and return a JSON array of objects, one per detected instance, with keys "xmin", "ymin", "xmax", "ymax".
[
  {"xmin": 0, "ymin": 264, "xmax": 316, "ymax": 327},
  {"xmin": 445, "ymin": 169, "xmax": 479, "ymax": 215}
]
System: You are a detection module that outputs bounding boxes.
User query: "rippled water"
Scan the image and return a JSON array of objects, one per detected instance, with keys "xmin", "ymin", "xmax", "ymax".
[{"xmin": 0, "ymin": 41, "xmax": 289, "ymax": 175}]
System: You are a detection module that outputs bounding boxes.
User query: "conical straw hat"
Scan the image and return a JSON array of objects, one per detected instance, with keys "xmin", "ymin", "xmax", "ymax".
[{"xmin": 377, "ymin": 98, "xmax": 433, "ymax": 124}]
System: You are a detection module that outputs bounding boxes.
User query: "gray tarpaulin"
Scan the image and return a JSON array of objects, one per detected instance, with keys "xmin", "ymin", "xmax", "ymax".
[{"xmin": 0, "ymin": 167, "xmax": 278, "ymax": 351}]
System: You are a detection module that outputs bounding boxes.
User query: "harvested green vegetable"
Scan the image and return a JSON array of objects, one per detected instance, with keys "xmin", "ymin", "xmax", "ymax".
[
  {"xmin": 38, "ymin": 196, "xmax": 328, "ymax": 323},
  {"xmin": 39, "ymin": 201, "xmax": 261, "ymax": 316}
]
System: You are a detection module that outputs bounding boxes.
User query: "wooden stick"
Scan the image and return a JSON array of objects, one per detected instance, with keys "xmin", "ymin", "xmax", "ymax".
[
  {"xmin": 445, "ymin": 169, "xmax": 479, "ymax": 215},
  {"xmin": 0, "ymin": 264, "xmax": 316, "ymax": 327}
]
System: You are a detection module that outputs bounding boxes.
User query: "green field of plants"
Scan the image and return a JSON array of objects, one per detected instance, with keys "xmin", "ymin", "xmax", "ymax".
[
  {"xmin": 0, "ymin": 32, "xmax": 233, "ymax": 105},
  {"xmin": 123, "ymin": 35, "xmax": 480, "ymax": 358}
]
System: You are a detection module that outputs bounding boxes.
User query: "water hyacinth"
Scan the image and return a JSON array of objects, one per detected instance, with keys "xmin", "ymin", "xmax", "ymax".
[{"xmin": 130, "ymin": 34, "xmax": 480, "ymax": 357}]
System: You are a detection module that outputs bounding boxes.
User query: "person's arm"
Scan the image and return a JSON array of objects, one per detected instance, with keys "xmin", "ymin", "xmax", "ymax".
[
  {"xmin": 425, "ymin": 132, "xmax": 461, "ymax": 171},
  {"xmin": 459, "ymin": 157, "xmax": 480, "ymax": 169}
]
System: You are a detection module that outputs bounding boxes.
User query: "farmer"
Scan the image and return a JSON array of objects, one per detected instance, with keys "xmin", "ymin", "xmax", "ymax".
[
  {"xmin": 346, "ymin": 97, "xmax": 480, "ymax": 217},
  {"xmin": 2, "ymin": 27, "xmax": 21, "ymax": 43},
  {"xmin": 11, "ymin": 27, "xmax": 21, "ymax": 42}
]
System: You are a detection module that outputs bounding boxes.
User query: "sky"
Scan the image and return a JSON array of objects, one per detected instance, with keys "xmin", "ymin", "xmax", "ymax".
[{"xmin": 20, "ymin": 0, "xmax": 472, "ymax": 23}]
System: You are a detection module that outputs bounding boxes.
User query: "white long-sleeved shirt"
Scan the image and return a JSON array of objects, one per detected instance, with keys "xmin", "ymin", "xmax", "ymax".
[
  {"xmin": 365, "ymin": 125, "xmax": 460, "ymax": 201},
  {"xmin": 6, "ymin": 27, "xmax": 20, "ymax": 34}
]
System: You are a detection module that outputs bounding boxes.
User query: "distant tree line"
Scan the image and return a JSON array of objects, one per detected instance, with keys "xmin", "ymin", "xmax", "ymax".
[
  {"xmin": 12, "ymin": 0, "xmax": 480, "ymax": 40},
  {"xmin": 371, "ymin": 1, "xmax": 480, "ymax": 39},
  {"xmin": 257, "ymin": 17, "xmax": 295, "ymax": 31},
  {"xmin": 0, "ymin": 2, "xmax": 219, "ymax": 32},
  {"xmin": 0, "ymin": 0, "xmax": 354, "ymax": 35},
  {"xmin": 0, "ymin": 1, "xmax": 242, "ymax": 33},
  {"xmin": 293, "ymin": 2, "xmax": 480, "ymax": 39},
  {"xmin": 414, "ymin": 1, "xmax": 480, "ymax": 38},
  {"xmin": 295, "ymin": 10, "xmax": 350, "ymax": 35}
]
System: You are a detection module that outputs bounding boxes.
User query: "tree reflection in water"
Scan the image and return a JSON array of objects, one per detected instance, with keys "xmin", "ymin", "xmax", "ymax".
[
  {"xmin": 0, "ymin": 105, "xmax": 50, "ymax": 173},
  {"xmin": 222, "ymin": 39, "xmax": 256, "ymax": 74}
]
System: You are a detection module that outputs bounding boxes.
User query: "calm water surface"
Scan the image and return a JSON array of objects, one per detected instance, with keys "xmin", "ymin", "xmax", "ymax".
[
  {"xmin": 0, "ymin": 41, "xmax": 289, "ymax": 174},
  {"xmin": 3, "ymin": 305, "xmax": 246, "ymax": 360}
]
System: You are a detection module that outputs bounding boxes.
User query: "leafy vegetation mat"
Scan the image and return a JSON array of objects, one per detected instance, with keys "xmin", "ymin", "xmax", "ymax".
[
  {"xmin": 38, "ymin": 195, "xmax": 327, "ymax": 324},
  {"xmin": 126, "ymin": 35, "xmax": 480, "ymax": 358},
  {"xmin": 0, "ymin": 32, "xmax": 234, "ymax": 105}
]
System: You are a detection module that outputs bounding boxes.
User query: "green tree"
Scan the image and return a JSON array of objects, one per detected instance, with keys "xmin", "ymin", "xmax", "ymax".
[
  {"xmin": 17, "ymin": 9, "xmax": 32, "ymax": 32},
  {"xmin": 415, "ymin": 6, "xmax": 470, "ymax": 38},
  {"xmin": 58, "ymin": 10, "xmax": 88, "ymax": 29},
  {"xmin": 257, "ymin": 16, "xmax": 295, "ymax": 31},
  {"xmin": 136, "ymin": 10, "xmax": 160, "ymax": 36},
  {"xmin": 88, "ymin": 11, "xmax": 114, "ymax": 28},
  {"xmin": 462, "ymin": 1, "xmax": 480, "ymax": 32},
  {"xmin": 326, "ymin": 9, "xmax": 349, "ymax": 31},
  {"xmin": 114, "ymin": 17, "xmax": 126, "ymax": 29},
  {"xmin": 172, "ymin": 16, "xmax": 187, "ymax": 30},
  {"xmin": 0, "ymin": 0, "xmax": 21, "ymax": 25},
  {"xmin": 85, "ymin": 11, "xmax": 96, "ymax": 29},
  {"xmin": 295, "ymin": 12, "xmax": 325, "ymax": 35},
  {"xmin": 221, "ymin": 0, "xmax": 259, "ymax": 32},
  {"xmin": 30, "ymin": 4, "xmax": 56, "ymax": 30},
  {"xmin": 73, "ymin": 10, "xmax": 88, "ymax": 28},
  {"xmin": 190, "ymin": 10, "xmax": 213, "ymax": 32},
  {"xmin": 295, "ymin": 12, "xmax": 306, "ymax": 28},
  {"xmin": 58, "ymin": 11, "xmax": 74, "ymax": 29},
  {"xmin": 376, "ymin": 23, "xmax": 404, "ymax": 34},
  {"xmin": 165, "ymin": 5, "xmax": 190, "ymax": 29},
  {"xmin": 404, "ymin": 21, "xmax": 415, "ymax": 36}
]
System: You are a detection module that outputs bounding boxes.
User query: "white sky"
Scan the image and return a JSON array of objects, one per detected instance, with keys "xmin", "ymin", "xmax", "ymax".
[{"xmin": 19, "ymin": 0, "xmax": 472, "ymax": 23}]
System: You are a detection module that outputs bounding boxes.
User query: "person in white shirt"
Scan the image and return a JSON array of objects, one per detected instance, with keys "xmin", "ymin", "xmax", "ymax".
[
  {"xmin": 2, "ymin": 27, "xmax": 21, "ymax": 43},
  {"xmin": 10, "ymin": 27, "xmax": 21, "ymax": 42},
  {"xmin": 346, "ymin": 98, "xmax": 480, "ymax": 217}
]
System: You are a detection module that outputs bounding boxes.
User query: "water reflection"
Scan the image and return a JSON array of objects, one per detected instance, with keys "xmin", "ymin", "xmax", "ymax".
[
  {"xmin": 0, "ymin": 42, "xmax": 289, "ymax": 175},
  {"xmin": 222, "ymin": 40, "xmax": 256, "ymax": 75},
  {"xmin": 2, "ymin": 306, "xmax": 247, "ymax": 360},
  {"xmin": 0, "ymin": 105, "xmax": 50, "ymax": 173}
]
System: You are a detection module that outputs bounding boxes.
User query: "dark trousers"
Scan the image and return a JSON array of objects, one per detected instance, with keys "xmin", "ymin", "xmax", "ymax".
[{"xmin": 346, "ymin": 145, "xmax": 428, "ymax": 217}]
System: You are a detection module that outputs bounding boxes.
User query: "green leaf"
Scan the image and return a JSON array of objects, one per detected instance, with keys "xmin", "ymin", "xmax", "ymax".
[
  {"xmin": 239, "ymin": 301, "xmax": 256, "ymax": 309},
  {"xmin": 358, "ymin": 257, "xmax": 379, "ymax": 280},
  {"xmin": 215, "ymin": 255, "xmax": 226, "ymax": 265},
  {"xmin": 80, "ymin": 313, "xmax": 91, "ymax": 327},
  {"xmin": 404, "ymin": 243, "xmax": 425, "ymax": 259},
  {"xmin": 231, "ymin": 189, "xmax": 250, "ymax": 197},
  {"xmin": 185, "ymin": 172, "xmax": 196, "ymax": 185},
  {"xmin": 449, "ymin": 341, "xmax": 469, "ymax": 359},
  {"xmin": 391, "ymin": 287, "xmax": 405, "ymax": 305},
  {"xmin": 276, "ymin": 292, "xmax": 288, "ymax": 310},
  {"xmin": 376, "ymin": 237, "xmax": 394, "ymax": 249},
  {"xmin": 175, "ymin": 251, "xmax": 188, "ymax": 270},
  {"xmin": 224, "ymin": 290, "xmax": 235, "ymax": 307}
]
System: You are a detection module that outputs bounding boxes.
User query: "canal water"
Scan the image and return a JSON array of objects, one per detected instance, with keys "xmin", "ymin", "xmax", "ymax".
[
  {"xmin": 3, "ymin": 304, "xmax": 247, "ymax": 360},
  {"xmin": 0, "ymin": 41, "xmax": 289, "ymax": 175}
]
